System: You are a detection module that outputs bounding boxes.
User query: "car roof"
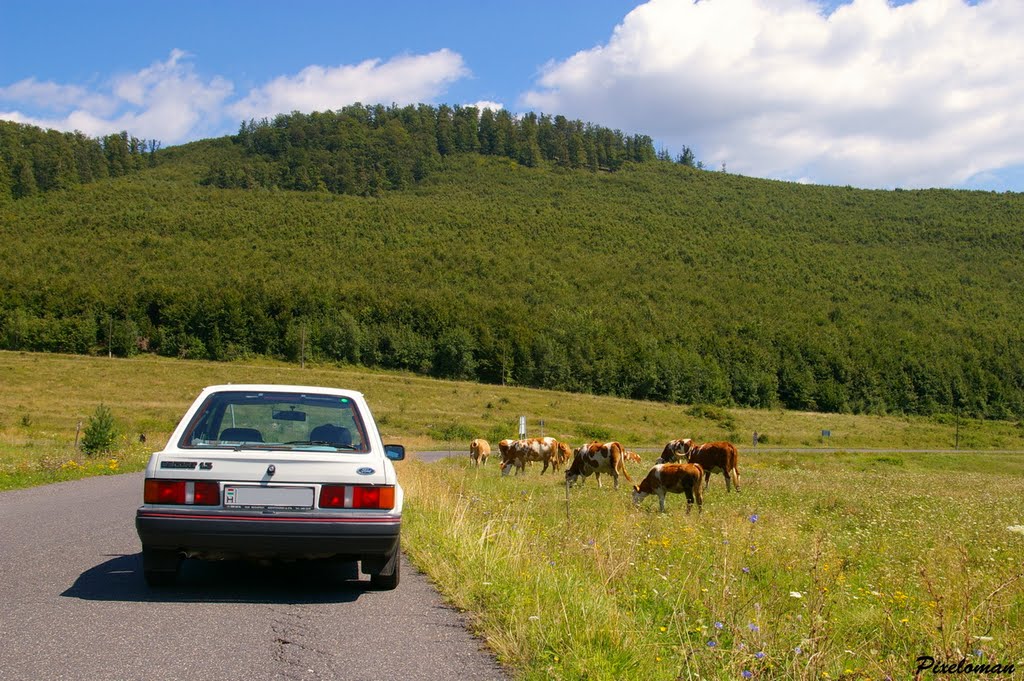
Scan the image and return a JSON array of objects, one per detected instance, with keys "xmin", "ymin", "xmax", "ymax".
[{"xmin": 200, "ymin": 384, "xmax": 365, "ymax": 400}]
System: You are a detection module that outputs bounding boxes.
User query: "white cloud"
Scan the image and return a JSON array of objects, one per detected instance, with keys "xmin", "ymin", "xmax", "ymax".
[
  {"xmin": 0, "ymin": 50, "xmax": 232, "ymax": 144},
  {"xmin": 472, "ymin": 100, "xmax": 504, "ymax": 112},
  {"xmin": 522, "ymin": 0, "xmax": 1024, "ymax": 189},
  {"xmin": 230, "ymin": 49, "xmax": 469, "ymax": 121},
  {"xmin": 0, "ymin": 47, "xmax": 470, "ymax": 146}
]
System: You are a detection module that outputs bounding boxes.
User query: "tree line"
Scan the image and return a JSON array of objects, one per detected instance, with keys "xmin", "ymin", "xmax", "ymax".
[
  {"xmin": 0, "ymin": 121, "xmax": 159, "ymax": 201},
  {"xmin": 202, "ymin": 104, "xmax": 663, "ymax": 195}
]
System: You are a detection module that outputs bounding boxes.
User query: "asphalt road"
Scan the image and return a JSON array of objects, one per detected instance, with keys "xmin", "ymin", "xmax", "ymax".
[{"xmin": 0, "ymin": 472, "xmax": 507, "ymax": 681}]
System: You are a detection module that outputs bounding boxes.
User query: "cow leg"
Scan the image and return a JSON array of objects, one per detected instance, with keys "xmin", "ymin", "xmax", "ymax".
[
  {"xmin": 731, "ymin": 467, "xmax": 740, "ymax": 492},
  {"xmin": 658, "ymin": 491, "xmax": 666, "ymax": 513},
  {"xmin": 595, "ymin": 473, "xmax": 602, "ymax": 488},
  {"xmin": 724, "ymin": 470, "xmax": 731, "ymax": 492},
  {"xmin": 703, "ymin": 470, "xmax": 711, "ymax": 490},
  {"xmin": 684, "ymin": 488, "xmax": 694, "ymax": 514},
  {"xmin": 612, "ymin": 472, "xmax": 619, "ymax": 490}
]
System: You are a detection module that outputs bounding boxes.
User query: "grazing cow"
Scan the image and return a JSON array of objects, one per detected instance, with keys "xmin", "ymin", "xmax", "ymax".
[
  {"xmin": 470, "ymin": 438, "xmax": 490, "ymax": 467},
  {"xmin": 685, "ymin": 441, "xmax": 741, "ymax": 492},
  {"xmin": 657, "ymin": 438, "xmax": 692, "ymax": 464},
  {"xmin": 632, "ymin": 463, "xmax": 705, "ymax": 513},
  {"xmin": 499, "ymin": 437, "xmax": 565, "ymax": 476},
  {"xmin": 623, "ymin": 449, "xmax": 642, "ymax": 464},
  {"xmin": 565, "ymin": 441, "xmax": 635, "ymax": 489}
]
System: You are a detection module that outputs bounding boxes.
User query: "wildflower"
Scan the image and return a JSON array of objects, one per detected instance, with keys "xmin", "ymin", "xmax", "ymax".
[
  {"xmin": 974, "ymin": 649, "xmax": 984, "ymax": 657},
  {"xmin": 528, "ymin": 615, "xmax": 540, "ymax": 621},
  {"xmin": 749, "ymin": 514, "xmax": 759, "ymax": 523},
  {"xmin": 660, "ymin": 626, "xmax": 667, "ymax": 632},
  {"xmin": 549, "ymin": 561, "xmax": 556, "ymax": 566},
  {"xmin": 742, "ymin": 567, "xmax": 750, "ymax": 574},
  {"xmin": 755, "ymin": 651, "xmax": 765, "ymax": 659},
  {"xmin": 794, "ymin": 647, "xmax": 802, "ymax": 655},
  {"xmin": 708, "ymin": 641, "xmax": 717, "ymax": 648},
  {"xmin": 748, "ymin": 623, "xmax": 759, "ymax": 632},
  {"xmin": 789, "ymin": 592, "xmax": 802, "ymax": 598},
  {"xmin": 714, "ymin": 621, "xmax": 724, "ymax": 630},
  {"xmin": 742, "ymin": 672, "xmax": 753, "ymax": 679}
]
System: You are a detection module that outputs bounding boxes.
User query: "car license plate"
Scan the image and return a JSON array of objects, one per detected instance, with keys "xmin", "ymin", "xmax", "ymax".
[{"xmin": 224, "ymin": 485, "xmax": 314, "ymax": 510}]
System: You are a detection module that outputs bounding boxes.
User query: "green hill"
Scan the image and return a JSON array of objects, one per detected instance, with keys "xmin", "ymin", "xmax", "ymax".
[{"xmin": 1, "ymin": 115, "xmax": 1022, "ymax": 419}]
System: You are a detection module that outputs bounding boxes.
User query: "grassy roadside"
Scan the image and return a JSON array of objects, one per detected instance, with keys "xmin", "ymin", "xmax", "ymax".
[{"xmin": 399, "ymin": 453, "xmax": 1024, "ymax": 680}]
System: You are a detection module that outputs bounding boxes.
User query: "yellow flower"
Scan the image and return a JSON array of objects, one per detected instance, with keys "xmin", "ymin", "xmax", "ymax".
[{"xmin": 660, "ymin": 626, "xmax": 667, "ymax": 632}]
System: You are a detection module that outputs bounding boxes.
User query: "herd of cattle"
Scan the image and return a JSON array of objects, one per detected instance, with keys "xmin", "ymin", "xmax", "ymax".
[{"xmin": 468, "ymin": 436, "xmax": 741, "ymax": 513}]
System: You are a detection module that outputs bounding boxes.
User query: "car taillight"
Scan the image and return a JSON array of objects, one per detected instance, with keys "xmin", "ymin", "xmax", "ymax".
[
  {"xmin": 319, "ymin": 485, "xmax": 395, "ymax": 510},
  {"xmin": 144, "ymin": 479, "xmax": 221, "ymax": 506}
]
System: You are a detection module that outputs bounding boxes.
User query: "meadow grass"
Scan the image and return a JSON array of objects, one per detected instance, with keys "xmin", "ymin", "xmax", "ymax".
[
  {"xmin": 399, "ymin": 453, "xmax": 1024, "ymax": 679},
  {"xmin": 3, "ymin": 351, "xmax": 1024, "ymax": 679}
]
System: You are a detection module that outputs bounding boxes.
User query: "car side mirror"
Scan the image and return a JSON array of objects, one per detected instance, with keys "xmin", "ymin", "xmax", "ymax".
[{"xmin": 384, "ymin": 444, "xmax": 405, "ymax": 461}]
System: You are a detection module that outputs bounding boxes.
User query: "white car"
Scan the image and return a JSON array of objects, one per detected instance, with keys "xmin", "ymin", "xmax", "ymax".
[{"xmin": 135, "ymin": 384, "xmax": 405, "ymax": 589}]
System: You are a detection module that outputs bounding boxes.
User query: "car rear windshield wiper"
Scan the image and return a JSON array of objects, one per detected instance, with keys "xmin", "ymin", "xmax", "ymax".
[{"xmin": 284, "ymin": 440, "xmax": 359, "ymax": 449}]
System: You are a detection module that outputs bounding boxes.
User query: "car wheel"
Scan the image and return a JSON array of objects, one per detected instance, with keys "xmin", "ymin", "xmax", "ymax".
[
  {"xmin": 142, "ymin": 546, "xmax": 182, "ymax": 587},
  {"xmin": 368, "ymin": 552, "xmax": 400, "ymax": 590}
]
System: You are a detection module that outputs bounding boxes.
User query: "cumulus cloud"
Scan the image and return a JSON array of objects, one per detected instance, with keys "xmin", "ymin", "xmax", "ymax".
[
  {"xmin": 0, "ymin": 50, "xmax": 232, "ymax": 143},
  {"xmin": 522, "ymin": 0, "xmax": 1024, "ymax": 189},
  {"xmin": 230, "ymin": 49, "xmax": 469, "ymax": 121},
  {"xmin": 0, "ymin": 48, "xmax": 469, "ymax": 145}
]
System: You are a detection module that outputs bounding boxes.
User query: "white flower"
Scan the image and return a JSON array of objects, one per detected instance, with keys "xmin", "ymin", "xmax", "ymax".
[
  {"xmin": 528, "ymin": 615, "xmax": 540, "ymax": 621},
  {"xmin": 1007, "ymin": 525, "xmax": 1024, "ymax": 536},
  {"xmin": 789, "ymin": 592, "xmax": 803, "ymax": 598}
]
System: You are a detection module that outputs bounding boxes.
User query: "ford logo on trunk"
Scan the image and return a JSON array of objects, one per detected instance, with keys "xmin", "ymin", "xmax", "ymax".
[{"xmin": 357, "ymin": 467, "xmax": 375, "ymax": 475}]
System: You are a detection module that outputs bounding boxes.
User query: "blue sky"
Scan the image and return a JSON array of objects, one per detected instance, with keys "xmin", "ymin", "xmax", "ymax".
[{"xmin": 2, "ymin": 0, "xmax": 1020, "ymax": 191}]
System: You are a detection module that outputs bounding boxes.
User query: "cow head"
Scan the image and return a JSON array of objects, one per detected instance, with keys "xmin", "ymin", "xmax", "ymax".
[{"xmin": 631, "ymin": 485, "xmax": 648, "ymax": 505}]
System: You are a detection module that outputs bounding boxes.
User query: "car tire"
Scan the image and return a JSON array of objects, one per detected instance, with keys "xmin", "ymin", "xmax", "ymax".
[
  {"xmin": 142, "ymin": 547, "xmax": 182, "ymax": 587},
  {"xmin": 368, "ymin": 552, "xmax": 400, "ymax": 590}
]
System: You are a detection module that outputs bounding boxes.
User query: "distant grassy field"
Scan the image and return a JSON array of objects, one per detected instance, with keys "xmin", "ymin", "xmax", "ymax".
[
  {"xmin": 3, "ymin": 350, "xmax": 1021, "ymax": 492},
  {"xmin": 2, "ymin": 351, "xmax": 1023, "ymax": 679}
]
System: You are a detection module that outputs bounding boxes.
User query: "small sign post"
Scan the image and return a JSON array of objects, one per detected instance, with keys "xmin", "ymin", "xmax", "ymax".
[{"xmin": 518, "ymin": 416, "xmax": 526, "ymax": 440}]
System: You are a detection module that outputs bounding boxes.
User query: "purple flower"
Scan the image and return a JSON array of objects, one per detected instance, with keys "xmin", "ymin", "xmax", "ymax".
[
  {"xmin": 707, "ymin": 641, "xmax": 717, "ymax": 648},
  {"xmin": 549, "ymin": 560, "xmax": 556, "ymax": 566},
  {"xmin": 748, "ymin": 623, "xmax": 759, "ymax": 632},
  {"xmin": 742, "ymin": 567, "xmax": 750, "ymax": 574},
  {"xmin": 742, "ymin": 672, "xmax": 753, "ymax": 679},
  {"xmin": 749, "ymin": 514, "xmax": 759, "ymax": 523},
  {"xmin": 794, "ymin": 647, "xmax": 802, "ymax": 655},
  {"xmin": 714, "ymin": 621, "xmax": 724, "ymax": 629},
  {"xmin": 755, "ymin": 651, "xmax": 766, "ymax": 659}
]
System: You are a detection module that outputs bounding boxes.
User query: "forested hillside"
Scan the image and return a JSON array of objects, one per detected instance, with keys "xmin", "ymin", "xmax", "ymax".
[{"xmin": 1, "ymin": 115, "xmax": 1022, "ymax": 419}]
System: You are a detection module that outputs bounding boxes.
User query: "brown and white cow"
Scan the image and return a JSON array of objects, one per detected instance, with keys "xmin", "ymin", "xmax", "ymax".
[
  {"xmin": 499, "ymin": 437, "xmax": 565, "ymax": 476},
  {"xmin": 632, "ymin": 463, "xmax": 705, "ymax": 513},
  {"xmin": 685, "ymin": 441, "xmax": 740, "ymax": 492},
  {"xmin": 657, "ymin": 438, "xmax": 693, "ymax": 464},
  {"xmin": 470, "ymin": 438, "xmax": 490, "ymax": 467},
  {"xmin": 564, "ymin": 441, "xmax": 635, "ymax": 489}
]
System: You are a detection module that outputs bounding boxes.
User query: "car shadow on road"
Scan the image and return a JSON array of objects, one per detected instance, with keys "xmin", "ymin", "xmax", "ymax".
[{"xmin": 62, "ymin": 553, "xmax": 379, "ymax": 604}]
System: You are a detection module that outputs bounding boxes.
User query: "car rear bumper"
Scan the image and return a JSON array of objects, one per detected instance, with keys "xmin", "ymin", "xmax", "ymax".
[{"xmin": 136, "ymin": 508, "xmax": 401, "ymax": 560}]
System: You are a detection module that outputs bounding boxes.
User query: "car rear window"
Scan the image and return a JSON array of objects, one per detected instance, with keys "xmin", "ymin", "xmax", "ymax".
[{"xmin": 179, "ymin": 391, "xmax": 369, "ymax": 452}]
